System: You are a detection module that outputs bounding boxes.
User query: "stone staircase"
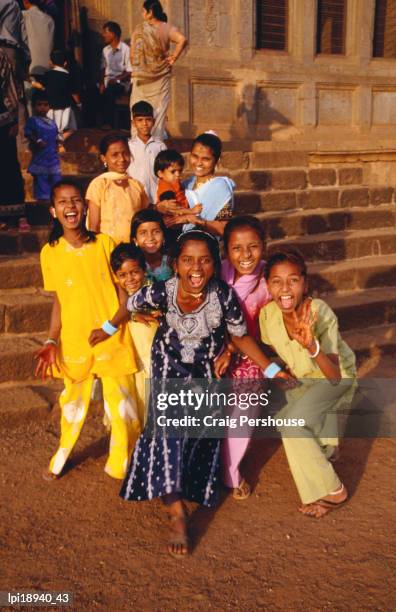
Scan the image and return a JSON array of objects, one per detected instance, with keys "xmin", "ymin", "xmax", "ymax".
[{"xmin": 1, "ymin": 139, "xmax": 395, "ymax": 423}]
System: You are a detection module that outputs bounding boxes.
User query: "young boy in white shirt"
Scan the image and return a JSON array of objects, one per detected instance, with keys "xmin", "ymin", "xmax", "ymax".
[
  {"xmin": 100, "ymin": 21, "xmax": 131, "ymax": 128},
  {"xmin": 127, "ymin": 101, "xmax": 166, "ymax": 204}
]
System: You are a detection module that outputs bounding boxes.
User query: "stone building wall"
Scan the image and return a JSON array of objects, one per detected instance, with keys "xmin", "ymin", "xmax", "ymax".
[{"xmin": 79, "ymin": 0, "xmax": 396, "ymax": 149}]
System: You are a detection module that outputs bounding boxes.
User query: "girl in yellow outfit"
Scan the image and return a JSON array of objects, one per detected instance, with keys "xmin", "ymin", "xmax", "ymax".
[
  {"xmin": 260, "ymin": 246, "xmax": 356, "ymax": 518},
  {"xmin": 86, "ymin": 133, "xmax": 149, "ymax": 244},
  {"xmin": 35, "ymin": 180, "xmax": 140, "ymax": 480},
  {"xmin": 110, "ymin": 242, "xmax": 158, "ymax": 425}
]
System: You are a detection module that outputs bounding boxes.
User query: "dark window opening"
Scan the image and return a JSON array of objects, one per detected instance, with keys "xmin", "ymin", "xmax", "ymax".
[
  {"xmin": 373, "ymin": 0, "xmax": 396, "ymax": 58},
  {"xmin": 256, "ymin": 0, "xmax": 288, "ymax": 51},
  {"xmin": 316, "ymin": 0, "xmax": 347, "ymax": 54}
]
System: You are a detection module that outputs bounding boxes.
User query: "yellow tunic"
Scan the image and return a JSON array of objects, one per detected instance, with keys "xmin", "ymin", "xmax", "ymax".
[
  {"xmin": 128, "ymin": 319, "xmax": 158, "ymax": 425},
  {"xmin": 259, "ymin": 298, "xmax": 356, "ymax": 379},
  {"xmin": 40, "ymin": 233, "xmax": 137, "ymax": 382},
  {"xmin": 86, "ymin": 172, "xmax": 149, "ymax": 244}
]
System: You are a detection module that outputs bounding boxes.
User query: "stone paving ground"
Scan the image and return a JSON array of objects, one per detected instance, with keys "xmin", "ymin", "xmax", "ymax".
[{"xmin": 0, "ymin": 356, "xmax": 395, "ymax": 611}]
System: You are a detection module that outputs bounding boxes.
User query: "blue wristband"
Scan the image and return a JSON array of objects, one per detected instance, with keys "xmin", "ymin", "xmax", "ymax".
[
  {"xmin": 102, "ymin": 320, "xmax": 118, "ymax": 336},
  {"xmin": 263, "ymin": 362, "xmax": 282, "ymax": 379}
]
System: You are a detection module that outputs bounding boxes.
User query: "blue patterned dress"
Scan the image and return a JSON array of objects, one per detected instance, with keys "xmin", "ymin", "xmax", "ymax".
[
  {"xmin": 25, "ymin": 115, "xmax": 61, "ymax": 200},
  {"xmin": 120, "ymin": 277, "xmax": 247, "ymax": 507}
]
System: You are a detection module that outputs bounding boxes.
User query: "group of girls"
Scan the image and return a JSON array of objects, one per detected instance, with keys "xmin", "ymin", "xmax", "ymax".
[{"xmin": 35, "ymin": 129, "xmax": 356, "ymax": 559}]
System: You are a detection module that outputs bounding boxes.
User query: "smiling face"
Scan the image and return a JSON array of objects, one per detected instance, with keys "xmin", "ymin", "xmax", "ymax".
[
  {"xmin": 157, "ymin": 162, "xmax": 183, "ymax": 184},
  {"xmin": 175, "ymin": 240, "xmax": 215, "ymax": 294},
  {"xmin": 227, "ymin": 226, "xmax": 264, "ymax": 280},
  {"xmin": 267, "ymin": 261, "xmax": 307, "ymax": 313},
  {"xmin": 101, "ymin": 141, "xmax": 131, "ymax": 174},
  {"xmin": 134, "ymin": 221, "xmax": 164, "ymax": 255},
  {"xmin": 190, "ymin": 143, "xmax": 217, "ymax": 179},
  {"xmin": 115, "ymin": 259, "xmax": 145, "ymax": 295},
  {"xmin": 50, "ymin": 185, "xmax": 86, "ymax": 232},
  {"xmin": 133, "ymin": 115, "xmax": 155, "ymax": 140}
]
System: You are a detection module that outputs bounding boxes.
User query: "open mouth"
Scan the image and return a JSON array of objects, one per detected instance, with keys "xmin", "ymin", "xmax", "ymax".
[
  {"xmin": 189, "ymin": 273, "xmax": 204, "ymax": 289},
  {"xmin": 239, "ymin": 260, "xmax": 255, "ymax": 270},
  {"xmin": 64, "ymin": 211, "xmax": 78, "ymax": 223},
  {"xmin": 279, "ymin": 295, "xmax": 294, "ymax": 309}
]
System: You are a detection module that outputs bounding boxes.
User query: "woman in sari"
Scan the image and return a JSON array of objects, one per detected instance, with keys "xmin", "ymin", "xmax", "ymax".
[
  {"xmin": 130, "ymin": 1, "xmax": 187, "ymax": 140},
  {"xmin": 158, "ymin": 132, "xmax": 235, "ymax": 238}
]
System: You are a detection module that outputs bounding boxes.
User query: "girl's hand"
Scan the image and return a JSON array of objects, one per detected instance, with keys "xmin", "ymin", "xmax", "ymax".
[
  {"xmin": 289, "ymin": 299, "xmax": 318, "ymax": 349},
  {"xmin": 273, "ymin": 371, "xmax": 299, "ymax": 390},
  {"xmin": 34, "ymin": 344, "xmax": 59, "ymax": 381},
  {"xmin": 165, "ymin": 213, "xmax": 200, "ymax": 227},
  {"xmin": 166, "ymin": 54, "xmax": 176, "ymax": 66},
  {"xmin": 214, "ymin": 350, "xmax": 232, "ymax": 379},
  {"xmin": 89, "ymin": 328, "xmax": 110, "ymax": 346},
  {"xmin": 132, "ymin": 312, "xmax": 160, "ymax": 326}
]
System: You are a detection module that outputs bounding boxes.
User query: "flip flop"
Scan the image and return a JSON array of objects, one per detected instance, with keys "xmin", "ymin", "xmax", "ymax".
[
  {"xmin": 232, "ymin": 478, "xmax": 251, "ymax": 501},
  {"xmin": 299, "ymin": 485, "xmax": 347, "ymax": 518},
  {"xmin": 18, "ymin": 217, "xmax": 31, "ymax": 233}
]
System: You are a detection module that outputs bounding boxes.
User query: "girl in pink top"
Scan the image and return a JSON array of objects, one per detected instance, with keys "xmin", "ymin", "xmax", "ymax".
[{"xmin": 220, "ymin": 216, "xmax": 271, "ymax": 499}]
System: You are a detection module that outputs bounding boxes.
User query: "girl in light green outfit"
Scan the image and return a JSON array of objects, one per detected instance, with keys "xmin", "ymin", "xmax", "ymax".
[{"xmin": 259, "ymin": 246, "xmax": 356, "ymax": 518}]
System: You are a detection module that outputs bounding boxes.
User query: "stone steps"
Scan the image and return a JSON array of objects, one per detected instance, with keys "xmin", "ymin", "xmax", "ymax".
[
  {"xmin": 256, "ymin": 204, "xmax": 396, "ymax": 240},
  {"xmin": 343, "ymin": 323, "xmax": 396, "ymax": 361},
  {"xmin": 235, "ymin": 186, "xmax": 394, "ymax": 215},
  {"xmin": 0, "ymin": 255, "xmax": 42, "ymax": 289},
  {"xmin": 0, "ymin": 334, "xmax": 45, "ymax": 383},
  {"xmin": 0, "ymin": 289, "xmax": 52, "ymax": 334},
  {"xmin": 326, "ymin": 287, "xmax": 396, "ymax": 332},
  {"xmin": 309, "ymin": 254, "xmax": 396, "ymax": 294},
  {"xmin": 269, "ymin": 227, "xmax": 396, "ymax": 263},
  {"xmin": 0, "ymin": 227, "xmax": 48, "ymax": 256}
]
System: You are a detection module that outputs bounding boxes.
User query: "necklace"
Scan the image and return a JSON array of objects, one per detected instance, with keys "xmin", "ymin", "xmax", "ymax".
[
  {"xmin": 180, "ymin": 287, "xmax": 206, "ymax": 300},
  {"xmin": 195, "ymin": 175, "xmax": 214, "ymax": 188}
]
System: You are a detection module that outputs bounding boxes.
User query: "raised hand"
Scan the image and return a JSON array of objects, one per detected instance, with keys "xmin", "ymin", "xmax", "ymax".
[{"xmin": 288, "ymin": 298, "xmax": 318, "ymax": 350}]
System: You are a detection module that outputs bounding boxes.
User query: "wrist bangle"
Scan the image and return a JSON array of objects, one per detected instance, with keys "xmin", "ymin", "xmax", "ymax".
[
  {"xmin": 44, "ymin": 338, "xmax": 58, "ymax": 346},
  {"xmin": 307, "ymin": 338, "xmax": 320, "ymax": 358},
  {"xmin": 102, "ymin": 320, "xmax": 118, "ymax": 336},
  {"xmin": 263, "ymin": 362, "xmax": 282, "ymax": 379}
]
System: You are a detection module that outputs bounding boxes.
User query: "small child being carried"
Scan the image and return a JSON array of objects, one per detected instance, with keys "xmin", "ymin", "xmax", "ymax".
[{"xmin": 154, "ymin": 149, "xmax": 202, "ymax": 231}]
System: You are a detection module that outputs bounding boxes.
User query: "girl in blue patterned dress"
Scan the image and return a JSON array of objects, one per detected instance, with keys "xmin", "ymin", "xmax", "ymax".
[
  {"xmin": 120, "ymin": 230, "xmax": 295, "ymax": 557},
  {"xmin": 24, "ymin": 91, "xmax": 61, "ymax": 202}
]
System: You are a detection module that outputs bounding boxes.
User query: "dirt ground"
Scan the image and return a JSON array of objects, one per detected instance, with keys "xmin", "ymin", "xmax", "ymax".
[{"xmin": 1, "ymin": 358, "xmax": 395, "ymax": 611}]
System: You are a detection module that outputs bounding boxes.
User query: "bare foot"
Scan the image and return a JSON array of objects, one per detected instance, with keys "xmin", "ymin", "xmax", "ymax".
[
  {"xmin": 299, "ymin": 484, "xmax": 348, "ymax": 518},
  {"xmin": 167, "ymin": 503, "xmax": 188, "ymax": 558}
]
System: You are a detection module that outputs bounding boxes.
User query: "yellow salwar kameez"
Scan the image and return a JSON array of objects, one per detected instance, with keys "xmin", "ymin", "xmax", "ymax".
[
  {"xmin": 86, "ymin": 172, "xmax": 149, "ymax": 244},
  {"xmin": 259, "ymin": 299, "xmax": 357, "ymax": 504},
  {"xmin": 40, "ymin": 233, "xmax": 139, "ymax": 479},
  {"xmin": 128, "ymin": 319, "xmax": 158, "ymax": 426}
]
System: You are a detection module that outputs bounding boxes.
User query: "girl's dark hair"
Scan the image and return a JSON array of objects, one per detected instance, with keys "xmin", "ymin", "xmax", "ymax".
[
  {"xmin": 50, "ymin": 49, "xmax": 67, "ymax": 67},
  {"xmin": 130, "ymin": 208, "xmax": 168, "ymax": 248},
  {"xmin": 264, "ymin": 246, "xmax": 307, "ymax": 280},
  {"xmin": 170, "ymin": 230, "xmax": 221, "ymax": 278},
  {"xmin": 192, "ymin": 133, "xmax": 222, "ymax": 163},
  {"xmin": 143, "ymin": 0, "xmax": 167, "ymax": 22},
  {"xmin": 223, "ymin": 215, "xmax": 265, "ymax": 252},
  {"xmin": 99, "ymin": 132, "xmax": 129, "ymax": 156},
  {"xmin": 110, "ymin": 242, "xmax": 146, "ymax": 273},
  {"xmin": 49, "ymin": 180, "xmax": 96, "ymax": 246},
  {"xmin": 154, "ymin": 149, "xmax": 185, "ymax": 177}
]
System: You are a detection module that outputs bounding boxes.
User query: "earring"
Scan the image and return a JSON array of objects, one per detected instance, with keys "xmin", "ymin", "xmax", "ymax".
[{"xmin": 104, "ymin": 161, "xmax": 108, "ymax": 169}]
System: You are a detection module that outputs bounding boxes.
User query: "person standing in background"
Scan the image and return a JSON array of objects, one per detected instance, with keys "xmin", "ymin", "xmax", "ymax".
[
  {"xmin": 0, "ymin": 0, "xmax": 31, "ymax": 137},
  {"xmin": 130, "ymin": 1, "xmax": 187, "ymax": 140},
  {"xmin": 100, "ymin": 21, "xmax": 131, "ymax": 129},
  {"xmin": 0, "ymin": 48, "xmax": 28, "ymax": 230}
]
